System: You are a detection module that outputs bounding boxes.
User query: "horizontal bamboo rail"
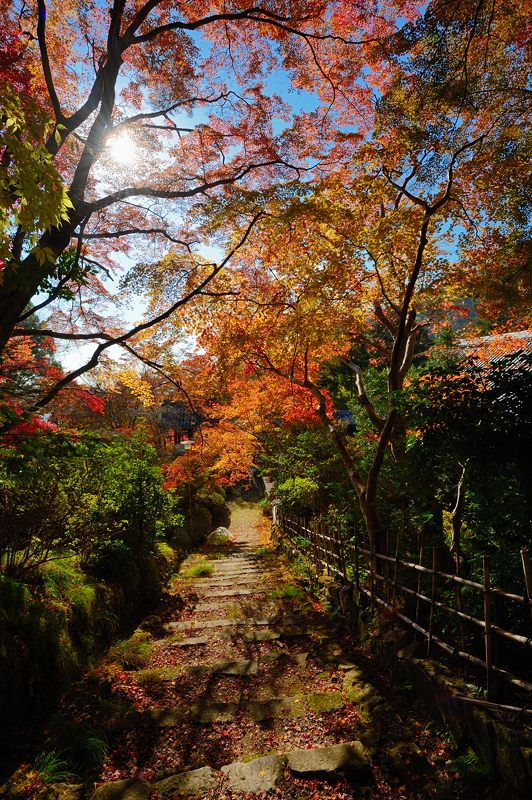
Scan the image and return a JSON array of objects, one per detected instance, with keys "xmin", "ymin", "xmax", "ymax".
[{"xmin": 274, "ymin": 508, "xmax": 532, "ymax": 701}]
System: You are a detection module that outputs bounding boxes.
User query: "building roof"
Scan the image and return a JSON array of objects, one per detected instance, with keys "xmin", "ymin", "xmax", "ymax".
[{"xmin": 458, "ymin": 330, "xmax": 532, "ymax": 369}]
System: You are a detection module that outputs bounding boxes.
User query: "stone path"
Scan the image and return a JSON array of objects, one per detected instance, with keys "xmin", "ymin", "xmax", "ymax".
[{"xmin": 81, "ymin": 503, "xmax": 468, "ymax": 799}]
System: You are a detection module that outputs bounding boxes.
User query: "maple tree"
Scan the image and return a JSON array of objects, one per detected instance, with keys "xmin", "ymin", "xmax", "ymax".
[
  {"xmin": 159, "ymin": 0, "xmax": 530, "ymax": 555},
  {"xmin": 0, "ymin": 1, "xmax": 528, "ymax": 542},
  {"xmin": 1, "ymin": 0, "xmax": 412, "ymax": 424}
]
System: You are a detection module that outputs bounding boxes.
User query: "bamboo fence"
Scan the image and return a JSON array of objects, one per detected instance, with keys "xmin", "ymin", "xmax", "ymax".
[{"xmin": 273, "ymin": 506, "xmax": 532, "ymax": 707}]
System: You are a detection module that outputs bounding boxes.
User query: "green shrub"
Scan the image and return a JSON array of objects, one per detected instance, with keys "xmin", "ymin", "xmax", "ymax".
[
  {"xmin": 0, "ymin": 429, "xmax": 173, "ymax": 579},
  {"xmin": 277, "ymin": 476, "xmax": 319, "ymax": 516},
  {"xmin": 200, "ymin": 490, "xmax": 231, "ymax": 528},
  {"xmin": 186, "ymin": 505, "xmax": 212, "ymax": 541}
]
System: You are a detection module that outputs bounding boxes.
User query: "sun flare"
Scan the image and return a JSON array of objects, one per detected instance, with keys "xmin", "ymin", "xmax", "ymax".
[{"xmin": 106, "ymin": 132, "xmax": 138, "ymax": 165}]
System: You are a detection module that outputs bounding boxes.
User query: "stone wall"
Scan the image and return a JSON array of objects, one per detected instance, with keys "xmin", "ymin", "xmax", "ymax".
[{"xmin": 394, "ymin": 655, "xmax": 531, "ymax": 794}]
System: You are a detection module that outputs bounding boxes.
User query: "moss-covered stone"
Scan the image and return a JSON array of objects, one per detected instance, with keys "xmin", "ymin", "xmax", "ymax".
[
  {"xmin": 305, "ymin": 691, "xmax": 343, "ymax": 712},
  {"xmin": 135, "ymin": 665, "xmax": 182, "ymax": 684}
]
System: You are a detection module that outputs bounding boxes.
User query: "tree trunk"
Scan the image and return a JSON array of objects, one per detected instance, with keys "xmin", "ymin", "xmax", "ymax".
[{"xmin": 0, "ymin": 218, "xmax": 79, "ymax": 354}]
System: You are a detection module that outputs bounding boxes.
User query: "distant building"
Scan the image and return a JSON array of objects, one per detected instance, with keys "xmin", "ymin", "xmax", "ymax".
[{"xmin": 160, "ymin": 400, "xmax": 202, "ymax": 445}]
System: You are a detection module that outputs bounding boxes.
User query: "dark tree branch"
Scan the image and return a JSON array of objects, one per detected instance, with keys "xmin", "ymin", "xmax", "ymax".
[
  {"xmin": 36, "ymin": 0, "xmax": 63, "ymax": 121},
  {"xmin": 83, "ymin": 159, "xmax": 289, "ymax": 213},
  {"xmin": 16, "ymin": 220, "xmax": 88, "ymax": 323},
  {"xmin": 82, "ymin": 227, "xmax": 194, "ymax": 248},
  {"xmin": 339, "ymin": 357, "xmax": 386, "ymax": 431},
  {"xmin": 3, "ymin": 211, "xmax": 263, "ymax": 424},
  {"xmin": 118, "ymin": 342, "xmax": 199, "ymax": 416}
]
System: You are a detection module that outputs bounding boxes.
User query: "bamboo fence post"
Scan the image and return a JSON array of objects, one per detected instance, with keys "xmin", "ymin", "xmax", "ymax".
[
  {"xmin": 335, "ymin": 525, "xmax": 341, "ymax": 575},
  {"xmin": 317, "ymin": 517, "xmax": 326, "ymax": 575},
  {"xmin": 354, "ymin": 526, "xmax": 360, "ymax": 591},
  {"xmin": 370, "ymin": 534, "xmax": 375, "ymax": 614},
  {"xmin": 493, "ymin": 589, "xmax": 504, "ymax": 701},
  {"xmin": 415, "ymin": 545, "xmax": 424, "ymax": 630},
  {"xmin": 339, "ymin": 525, "xmax": 347, "ymax": 580},
  {"xmin": 483, "ymin": 556, "xmax": 495, "ymax": 701},
  {"xmin": 426, "ymin": 547, "xmax": 437, "ymax": 657},
  {"xmin": 392, "ymin": 528, "xmax": 401, "ymax": 630},
  {"xmin": 311, "ymin": 517, "xmax": 319, "ymax": 575},
  {"xmin": 521, "ymin": 547, "xmax": 532, "ymax": 624},
  {"xmin": 454, "ymin": 552, "xmax": 467, "ymax": 676},
  {"xmin": 385, "ymin": 529, "xmax": 391, "ymax": 602}
]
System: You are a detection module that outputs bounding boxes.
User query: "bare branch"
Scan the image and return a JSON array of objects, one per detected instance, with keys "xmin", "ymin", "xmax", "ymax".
[
  {"xmin": 374, "ymin": 303, "xmax": 397, "ymax": 335},
  {"xmin": 118, "ymin": 342, "xmax": 199, "ymax": 416},
  {"xmin": 431, "ymin": 136, "xmax": 484, "ymax": 213},
  {"xmin": 16, "ymin": 220, "xmax": 88, "ymax": 323},
  {"xmin": 382, "ymin": 166, "xmax": 429, "ymax": 210}
]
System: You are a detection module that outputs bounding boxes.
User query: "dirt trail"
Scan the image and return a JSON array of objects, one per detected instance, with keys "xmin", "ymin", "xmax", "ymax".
[{"xmin": 50, "ymin": 503, "xmax": 489, "ymax": 799}]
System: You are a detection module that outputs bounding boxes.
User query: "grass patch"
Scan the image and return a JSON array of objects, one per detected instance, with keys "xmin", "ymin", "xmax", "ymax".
[
  {"xmin": 35, "ymin": 750, "xmax": 75, "ymax": 783},
  {"xmin": 46, "ymin": 723, "xmax": 109, "ymax": 781},
  {"xmin": 270, "ymin": 584, "xmax": 305, "ymax": 600},
  {"xmin": 183, "ymin": 559, "xmax": 214, "ymax": 578},
  {"xmin": 157, "ymin": 541, "xmax": 178, "ymax": 566},
  {"xmin": 225, "ymin": 602, "xmax": 243, "ymax": 620},
  {"xmin": 448, "ymin": 747, "xmax": 492, "ymax": 779},
  {"xmin": 254, "ymin": 545, "xmax": 275, "ymax": 560},
  {"xmin": 107, "ymin": 630, "xmax": 152, "ymax": 670}
]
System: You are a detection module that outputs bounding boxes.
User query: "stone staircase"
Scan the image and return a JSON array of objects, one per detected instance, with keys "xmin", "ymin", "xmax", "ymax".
[{"xmin": 88, "ymin": 513, "xmax": 395, "ymax": 799}]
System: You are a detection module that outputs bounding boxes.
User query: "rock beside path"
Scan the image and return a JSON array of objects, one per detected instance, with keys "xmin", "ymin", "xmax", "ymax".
[
  {"xmin": 153, "ymin": 766, "xmax": 218, "ymax": 798},
  {"xmin": 221, "ymin": 754, "xmax": 285, "ymax": 792},
  {"xmin": 287, "ymin": 741, "xmax": 369, "ymax": 777},
  {"xmin": 90, "ymin": 779, "xmax": 150, "ymax": 800}
]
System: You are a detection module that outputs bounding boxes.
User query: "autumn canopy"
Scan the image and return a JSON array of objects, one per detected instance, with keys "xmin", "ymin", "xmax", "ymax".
[{"xmin": 0, "ymin": 0, "xmax": 530, "ymax": 549}]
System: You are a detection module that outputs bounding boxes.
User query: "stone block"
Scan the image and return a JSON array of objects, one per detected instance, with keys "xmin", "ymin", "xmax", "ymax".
[
  {"xmin": 191, "ymin": 701, "xmax": 239, "ymax": 723},
  {"xmin": 287, "ymin": 741, "xmax": 369, "ymax": 776},
  {"xmin": 153, "ymin": 766, "xmax": 218, "ymax": 797},
  {"xmin": 221, "ymin": 755, "xmax": 285, "ymax": 792},
  {"xmin": 90, "ymin": 779, "xmax": 150, "ymax": 800}
]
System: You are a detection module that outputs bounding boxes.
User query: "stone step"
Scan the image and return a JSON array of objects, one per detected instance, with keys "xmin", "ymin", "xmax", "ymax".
[
  {"xmin": 210, "ymin": 575, "xmax": 261, "ymax": 582},
  {"xmin": 242, "ymin": 629, "xmax": 280, "ymax": 641},
  {"xmin": 165, "ymin": 616, "xmax": 276, "ymax": 632},
  {"xmin": 114, "ymin": 691, "xmax": 344, "ymax": 729},
  {"xmin": 209, "ymin": 573, "xmax": 261, "ymax": 579},
  {"xmin": 211, "ymin": 570, "xmax": 262, "ymax": 578},
  {"xmin": 92, "ymin": 740, "xmax": 370, "ymax": 799},
  {"xmin": 191, "ymin": 691, "xmax": 344, "ymax": 724},
  {"xmin": 262, "ymin": 651, "xmax": 309, "ymax": 669},
  {"xmin": 135, "ymin": 658, "xmax": 259, "ymax": 682},
  {"xmin": 204, "ymin": 588, "xmax": 263, "ymax": 597},
  {"xmin": 153, "ymin": 767, "xmax": 217, "ymax": 798},
  {"xmin": 193, "ymin": 601, "xmax": 234, "ymax": 612},
  {"xmin": 214, "ymin": 658, "xmax": 259, "ymax": 676},
  {"xmin": 172, "ymin": 635, "xmax": 209, "ymax": 647}
]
